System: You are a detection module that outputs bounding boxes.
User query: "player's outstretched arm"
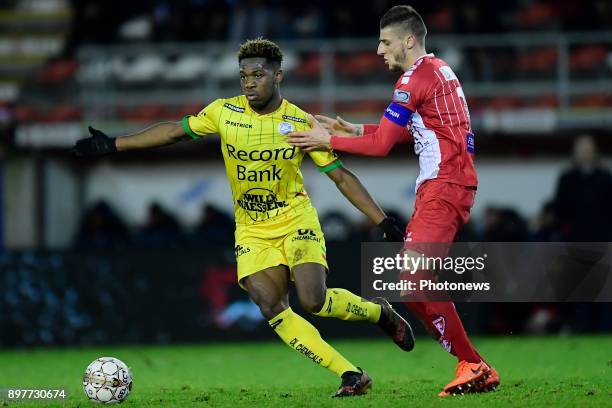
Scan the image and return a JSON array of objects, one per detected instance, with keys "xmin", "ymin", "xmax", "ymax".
[
  {"xmin": 314, "ymin": 114, "xmax": 363, "ymax": 137},
  {"xmin": 326, "ymin": 166, "xmax": 404, "ymax": 241},
  {"xmin": 288, "ymin": 114, "xmax": 408, "ymax": 156},
  {"xmin": 73, "ymin": 122, "xmax": 187, "ymax": 157}
]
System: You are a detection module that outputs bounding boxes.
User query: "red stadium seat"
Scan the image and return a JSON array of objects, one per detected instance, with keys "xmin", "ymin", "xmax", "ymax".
[
  {"xmin": 531, "ymin": 95, "xmax": 558, "ymax": 108},
  {"xmin": 295, "ymin": 54, "xmax": 321, "ymax": 78},
  {"xmin": 175, "ymin": 103, "xmax": 209, "ymax": 118},
  {"xmin": 570, "ymin": 46, "xmax": 609, "ymax": 71},
  {"xmin": 39, "ymin": 59, "xmax": 78, "ymax": 83},
  {"xmin": 43, "ymin": 104, "xmax": 82, "ymax": 122},
  {"xmin": 426, "ymin": 6, "xmax": 453, "ymax": 31},
  {"xmin": 336, "ymin": 100, "xmax": 387, "ymax": 114},
  {"xmin": 296, "ymin": 102, "xmax": 322, "ymax": 115},
  {"xmin": 466, "ymin": 97, "xmax": 485, "ymax": 112},
  {"xmin": 573, "ymin": 94, "xmax": 612, "ymax": 108},
  {"xmin": 118, "ymin": 104, "xmax": 165, "ymax": 122},
  {"xmin": 514, "ymin": 2, "xmax": 558, "ymax": 28},
  {"xmin": 13, "ymin": 105, "xmax": 43, "ymax": 123},
  {"xmin": 336, "ymin": 52, "xmax": 386, "ymax": 76},
  {"xmin": 517, "ymin": 48, "xmax": 557, "ymax": 72},
  {"xmin": 487, "ymin": 96, "xmax": 522, "ymax": 110}
]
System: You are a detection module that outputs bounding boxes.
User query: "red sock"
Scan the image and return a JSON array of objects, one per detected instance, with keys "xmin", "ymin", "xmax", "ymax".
[{"xmin": 403, "ymin": 301, "xmax": 481, "ymax": 364}]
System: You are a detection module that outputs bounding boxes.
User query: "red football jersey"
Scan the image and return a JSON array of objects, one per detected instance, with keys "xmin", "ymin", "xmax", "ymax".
[
  {"xmin": 331, "ymin": 53, "xmax": 478, "ymax": 192},
  {"xmin": 395, "ymin": 53, "xmax": 478, "ymax": 190}
]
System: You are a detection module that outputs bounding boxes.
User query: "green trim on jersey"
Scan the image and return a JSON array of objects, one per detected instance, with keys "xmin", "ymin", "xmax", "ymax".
[
  {"xmin": 317, "ymin": 159, "xmax": 343, "ymax": 173},
  {"xmin": 182, "ymin": 116, "xmax": 199, "ymax": 140}
]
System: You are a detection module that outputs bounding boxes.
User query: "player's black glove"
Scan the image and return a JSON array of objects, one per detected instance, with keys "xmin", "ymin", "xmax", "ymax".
[
  {"xmin": 378, "ymin": 217, "xmax": 405, "ymax": 242},
  {"xmin": 73, "ymin": 126, "xmax": 117, "ymax": 157}
]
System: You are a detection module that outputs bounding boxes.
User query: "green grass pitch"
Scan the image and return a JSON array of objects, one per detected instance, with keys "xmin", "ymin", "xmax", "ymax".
[{"xmin": 0, "ymin": 335, "xmax": 610, "ymax": 407}]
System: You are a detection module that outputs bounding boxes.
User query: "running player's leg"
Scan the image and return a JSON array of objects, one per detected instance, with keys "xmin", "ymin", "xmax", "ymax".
[
  {"xmin": 289, "ymin": 262, "xmax": 372, "ymax": 396},
  {"xmin": 401, "ymin": 182, "xmax": 496, "ymax": 395},
  {"xmin": 285, "ymin": 225, "xmax": 414, "ymax": 351},
  {"xmin": 292, "ymin": 262, "xmax": 381, "ymax": 323},
  {"xmin": 244, "ymin": 266, "xmax": 363, "ymax": 382}
]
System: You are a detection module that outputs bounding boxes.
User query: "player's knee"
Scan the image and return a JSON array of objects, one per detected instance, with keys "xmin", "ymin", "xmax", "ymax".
[
  {"xmin": 249, "ymin": 294, "xmax": 287, "ymax": 320},
  {"xmin": 299, "ymin": 291, "xmax": 326, "ymax": 314},
  {"xmin": 258, "ymin": 301, "xmax": 287, "ymax": 320}
]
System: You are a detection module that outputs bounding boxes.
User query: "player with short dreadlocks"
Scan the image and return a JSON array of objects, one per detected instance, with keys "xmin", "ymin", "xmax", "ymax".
[{"xmin": 73, "ymin": 38, "xmax": 414, "ymax": 397}]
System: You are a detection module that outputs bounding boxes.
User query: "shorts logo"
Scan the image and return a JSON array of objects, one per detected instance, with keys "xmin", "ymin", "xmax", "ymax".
[
  {"xmin": 234, "ymin": 244, "xmax": 251, "ymax": 257},
  {"xmin": 393, "ymin": 89, "xmax": 410, "ymax": 103},
  {"xmin": 278, "ymin": 122, "xmax": 294, "ymax": 135},
  {"xmin": 237, "ymin": 187, "xmax": 287, "ymax": 221},
  {"xmin": 292, "ymin": 229, "xmax": 321, "ymax": 243},
  {"xmin": 439, "ymin": 338, "xmax": 452, "ymax": 352}
]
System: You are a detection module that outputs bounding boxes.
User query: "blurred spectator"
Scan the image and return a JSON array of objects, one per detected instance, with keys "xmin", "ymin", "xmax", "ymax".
[
  {"xmin": 454, "ymin": 221, "xmax": 479, "ymax": 242},
  {"xmin": 482, "ymin": 206, "xmax": 530, "ymax": 241},
  {"xmin": 554, "ymin": 135, "xmax": 612, "ymax": 241},
  {"xmin": 228, "ymin": 0, "xmax": 272, "ymax": 41},
  {"xmin": 74, "ymin": 201, "xmax": 131, "ymax": 250},
  {"xmin": 320, "ymin": 211, "xmax": 354, "ymax": 242},
  {"xmin": 190, "ymin": 203, "xmax": 233, "ymax": 244},
  {"xmin": 64, "ymin": 0, "xmax": 612, "ymax": 50},
  {"xmin": 532, "ymin": 201, "xmax": 563, "ymax": 242},
  {"xmin": 133, "ymin": 202, "xmax": 184, "ymax": 247}
]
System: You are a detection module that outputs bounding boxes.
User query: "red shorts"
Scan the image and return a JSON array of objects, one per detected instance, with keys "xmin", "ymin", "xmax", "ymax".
[{"xmin": 403, "ymin": 181, "xmax": 476, "ymax": 255}]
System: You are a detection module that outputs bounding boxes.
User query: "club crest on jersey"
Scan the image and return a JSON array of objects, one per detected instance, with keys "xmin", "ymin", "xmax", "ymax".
[
  {"xmin": 393, "ymin": 89, "xmax": 410, "ymax": 103},
  {"xmin": 278, "ymin": 122, "xmax": 294, "ymax": 135},
  {"xmin": 433, "ymin": 316, "xmax": 446, "ymax": 335}
]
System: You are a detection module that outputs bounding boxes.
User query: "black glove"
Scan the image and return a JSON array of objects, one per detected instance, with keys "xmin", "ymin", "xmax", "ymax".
[
  {"xmin": 378, "ymin": 217, "xmax": 405, "ymax": 242},
  {"xmin": 73, "ymin": 126, "xmax": 117, "ymax": 157}
]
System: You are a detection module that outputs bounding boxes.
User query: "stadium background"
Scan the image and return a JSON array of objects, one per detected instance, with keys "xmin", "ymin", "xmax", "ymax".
[{"xmin": 1, "ymin": 0, "xmax": 611, "ymax": 351}]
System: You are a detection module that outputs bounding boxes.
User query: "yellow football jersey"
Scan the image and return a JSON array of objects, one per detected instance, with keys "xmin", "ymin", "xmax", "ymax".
[{"xmin": 183, "ymin": 95, "xmax": 342, "ymax": 226}]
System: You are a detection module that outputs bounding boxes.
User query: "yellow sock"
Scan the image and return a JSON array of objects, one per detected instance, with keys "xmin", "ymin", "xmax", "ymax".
[
  {"xmin": 313, "ymin": 288, "xmax": 381, "ymax": 323},
  {"xmin": 269, "ymin": 308, "xmax": 358, "ymax": 377}
]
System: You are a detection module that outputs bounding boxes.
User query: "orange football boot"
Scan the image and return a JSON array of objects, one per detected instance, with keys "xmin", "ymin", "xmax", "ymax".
[
  {"xmin": 438, "ymin": 360, "xmax": 491, "ymax": 396},
  {"xmin": 476, "ymin": 366, "xmax": 500, "ymax": 392}
]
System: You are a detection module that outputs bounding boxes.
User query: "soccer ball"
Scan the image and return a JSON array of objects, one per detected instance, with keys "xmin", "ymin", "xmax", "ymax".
[{"xmin": 83, "ymin": 357, "xmax": 133, "ymax": 404}]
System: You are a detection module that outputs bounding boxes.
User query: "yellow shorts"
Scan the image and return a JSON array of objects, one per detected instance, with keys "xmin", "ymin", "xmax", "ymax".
[{"xmin": 235, "ymin": 205, "xmax": 328, "ymax": 289}]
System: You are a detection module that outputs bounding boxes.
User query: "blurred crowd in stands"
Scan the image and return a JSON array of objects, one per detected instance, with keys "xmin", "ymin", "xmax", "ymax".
[
  {"xmin": 74, "ymin": 135, "xmax": 612, "ymax": 250},
  {"xmin": 4, "ymin": 0, "xmax": 611, "ymax": 128},
  {"xmin": 67, "ymin": 0, "xmax": 612, "ymax": 51}
]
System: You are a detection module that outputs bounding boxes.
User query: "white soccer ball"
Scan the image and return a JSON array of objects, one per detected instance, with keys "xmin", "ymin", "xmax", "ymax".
[{"xmin": 83, "ymin": 357, "xmax": 133, "ymax": 404}]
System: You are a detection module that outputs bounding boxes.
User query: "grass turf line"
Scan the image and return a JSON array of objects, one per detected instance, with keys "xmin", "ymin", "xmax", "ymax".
[{"xmin": 0, "ymin": 335, "xmax": 609, "ymax": 407}]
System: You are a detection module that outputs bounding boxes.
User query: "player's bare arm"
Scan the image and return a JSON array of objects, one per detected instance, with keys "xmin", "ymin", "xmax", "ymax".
[
  {"xmin": 116, "ymin": 122, "xmax": 187, "ymax": 151},
  {"xmin": 289, "ymin": 113, "xmax": 407, "ymax": 156},
  {"xmin": 315, "ymin": 114, "xmax": 363, "ymax": 136},
  {"xmin": 326, "ymin": 166, "xmax": 385, "ymax": 224},
  {"xmin": 326, "ymin": 166, "xmax": 404, "ymax": 241},
  {"xmin": 73, "ymin": 122, "xmax": 187, "ymax": 157}
]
